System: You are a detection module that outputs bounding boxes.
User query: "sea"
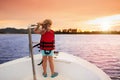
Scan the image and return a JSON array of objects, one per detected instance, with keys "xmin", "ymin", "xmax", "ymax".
[{"xmin": 0, "ymin": 34, "xmax": 120, "ymax": 80}]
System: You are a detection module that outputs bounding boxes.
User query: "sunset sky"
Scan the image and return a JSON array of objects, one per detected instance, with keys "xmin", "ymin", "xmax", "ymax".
[{"xmin": 0, "ymin": 0, "xmax": 120, "ymax": 31}]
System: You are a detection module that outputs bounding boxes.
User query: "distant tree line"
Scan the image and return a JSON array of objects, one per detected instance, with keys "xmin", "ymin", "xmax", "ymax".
[
  {"xmin": 0, "ymin": 28, "xmax": 33, "ymax": 34},
  {"xmin": 0, "ymin": 27, "xmax": 120, "ymax": 34},
  {"xmin": 55, "ymin": 28, "xmax": 120, "ymax": 34}
]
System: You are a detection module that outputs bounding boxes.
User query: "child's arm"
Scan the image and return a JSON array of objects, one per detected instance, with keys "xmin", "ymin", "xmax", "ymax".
[{"xmin": 33, "ymin": 23, "xmax": 46, "ymax": 34}]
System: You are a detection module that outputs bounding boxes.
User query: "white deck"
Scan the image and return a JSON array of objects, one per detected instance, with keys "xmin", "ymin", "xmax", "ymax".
[{"xmin": 0, "ymin": 52, "xmax": 111, "ymax": 80}]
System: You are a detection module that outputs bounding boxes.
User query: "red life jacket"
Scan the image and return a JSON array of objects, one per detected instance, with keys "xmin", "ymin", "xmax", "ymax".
[{"xmin": 40, "ymin": 30, "xmax": 55, "ymax": 50}]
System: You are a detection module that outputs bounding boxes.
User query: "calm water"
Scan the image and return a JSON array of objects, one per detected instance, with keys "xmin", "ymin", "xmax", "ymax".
[{"xmin": 0, "ymin": 34, "xmax": 120, "ymax": 80}]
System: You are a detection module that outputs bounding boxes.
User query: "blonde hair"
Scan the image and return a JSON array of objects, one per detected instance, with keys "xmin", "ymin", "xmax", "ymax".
[
  {"xmin": 41, "ymin": 19, "xmax": 52, "ymax": 29},
  {"xmin": 42, "ymin": 19, "xmax": 52, "ymax": 25}
]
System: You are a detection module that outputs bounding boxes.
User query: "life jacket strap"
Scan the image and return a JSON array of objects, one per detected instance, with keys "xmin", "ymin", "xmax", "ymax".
[
  {"xmin": 40, "ymin": 41, "xmax": 54, "ymax": 44},
  {"xmin": 40, "ymin": 41, "xmax": 55, "ymax": 50}
]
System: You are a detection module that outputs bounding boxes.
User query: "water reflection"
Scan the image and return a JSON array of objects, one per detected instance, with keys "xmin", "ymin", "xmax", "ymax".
[{"xmin": 55, "ymin": 35, "xmax": 120, "ymax": 80}]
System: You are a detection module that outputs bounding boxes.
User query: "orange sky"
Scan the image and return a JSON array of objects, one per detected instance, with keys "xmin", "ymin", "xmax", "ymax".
[{"xmin": 0, "ymin": 0, "xmax": 120, "ymax": 31}]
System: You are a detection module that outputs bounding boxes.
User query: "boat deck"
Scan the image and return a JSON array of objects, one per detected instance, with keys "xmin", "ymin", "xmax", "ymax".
[
  {"xmin": 0, "ymin": 52, "xmax": 111, "ymax": 80},
  {"xmin": 25, "ymin": 75, "xmax": 71, "ymax": 80}
]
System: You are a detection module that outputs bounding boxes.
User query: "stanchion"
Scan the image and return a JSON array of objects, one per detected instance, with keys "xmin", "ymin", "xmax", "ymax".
[{"xmin": 28, "ymin": 26, "xmax": 37, "ymax": 80}]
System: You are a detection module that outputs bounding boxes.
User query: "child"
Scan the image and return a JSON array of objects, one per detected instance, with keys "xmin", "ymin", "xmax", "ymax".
[{"xmin": 33, "ymin": 19, "xmax": 58, "ymax": 78}]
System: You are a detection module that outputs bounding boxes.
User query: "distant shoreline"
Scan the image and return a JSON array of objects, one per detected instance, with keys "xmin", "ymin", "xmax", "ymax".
[{"xmin": 0, "ymin": 28, "xmax": 120, "ymax": 34}]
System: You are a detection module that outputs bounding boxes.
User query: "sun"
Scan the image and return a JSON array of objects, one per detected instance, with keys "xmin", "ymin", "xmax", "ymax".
[
  {"xmin": 100, "ymin": 20, "xmax": 111, "ymax": 31},
  {"xmin": 86, "ymin": 17, "xmax": 113, "ymax": 31}
]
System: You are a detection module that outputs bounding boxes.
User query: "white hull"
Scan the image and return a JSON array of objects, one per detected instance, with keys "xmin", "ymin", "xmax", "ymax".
[{"xmin": 0, "ymin": 52, "xmax": 111, "ymax": 80}]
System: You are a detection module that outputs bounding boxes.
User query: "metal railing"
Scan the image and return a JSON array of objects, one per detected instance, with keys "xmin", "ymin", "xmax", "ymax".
[{"xmin": 28, "ymin": 26, "xmax": 37, "ymax": 80}]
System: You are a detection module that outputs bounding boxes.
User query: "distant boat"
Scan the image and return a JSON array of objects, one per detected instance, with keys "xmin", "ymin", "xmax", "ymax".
[{"xmin": 0, "ymin": 52, "xmax": 111, "ymax": 80}]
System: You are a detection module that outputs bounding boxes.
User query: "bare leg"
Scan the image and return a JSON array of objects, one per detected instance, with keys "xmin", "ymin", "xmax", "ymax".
[
  {"xmin": 42, "ymin": 56, "xmax": 47, "ymax": 74},
  {"xmin": 48, "ymin": 56, "xmax": 54, "ymax": 75}
]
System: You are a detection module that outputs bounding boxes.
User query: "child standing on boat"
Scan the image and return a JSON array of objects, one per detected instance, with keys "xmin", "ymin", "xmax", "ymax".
[{"xmin": 33, "ymin": 19, "xmax": 58, "ymax": 78}]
